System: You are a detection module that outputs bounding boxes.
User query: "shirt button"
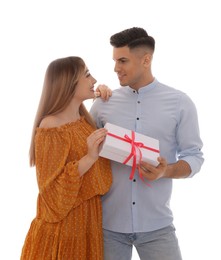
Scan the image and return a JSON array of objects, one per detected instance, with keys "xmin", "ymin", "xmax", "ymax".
[
  {"xmin": 133, "ymin": 179, "xmax": 136, "ymax": 182},
  {"xmin": 137, "ymin": 117, "xmax": 139, "ymax": 120},
  {"xmin": 133, "ymin": 202, "xmax": 136, "ymax": 205},
  {"xmin": 133, "ymin": 90, "xmax": 136, "ymax": 93},
  {"xmin": 137, "ymin": 101, "xmax": 140, "ymax": 103}
]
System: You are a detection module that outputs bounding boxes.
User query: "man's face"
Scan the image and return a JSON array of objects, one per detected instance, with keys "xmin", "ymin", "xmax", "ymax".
[{"xmin": 112, "ymin": 46, "xmax": 147, "ymax": 90}]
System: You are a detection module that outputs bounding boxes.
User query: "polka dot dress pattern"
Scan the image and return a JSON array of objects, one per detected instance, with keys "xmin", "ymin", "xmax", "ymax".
[{"xmin": 20, "ymin": 118, "xmax": 112, "ymax": 260}]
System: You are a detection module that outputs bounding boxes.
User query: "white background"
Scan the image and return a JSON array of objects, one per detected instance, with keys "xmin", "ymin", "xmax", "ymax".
[{"xmin": 0, "ymin": 0, "xmax": 220, "ymax": 259}]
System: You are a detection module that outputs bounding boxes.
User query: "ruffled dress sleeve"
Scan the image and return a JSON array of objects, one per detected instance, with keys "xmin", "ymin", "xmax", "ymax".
[{"xmin": 35, "ymin": 128, "xmax": 82, "ymax": 223}]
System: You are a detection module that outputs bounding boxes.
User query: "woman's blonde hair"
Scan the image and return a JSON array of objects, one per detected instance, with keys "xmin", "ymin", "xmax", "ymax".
[{"xmin": 29, "ymin": 56, "xmax": 96, "ymax": 166}]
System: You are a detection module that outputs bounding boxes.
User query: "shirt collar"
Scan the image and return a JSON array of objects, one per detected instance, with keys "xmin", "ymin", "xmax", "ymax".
[{"xmin": 126, "ymin": 78, "xmax": 158, "ymax": 94}]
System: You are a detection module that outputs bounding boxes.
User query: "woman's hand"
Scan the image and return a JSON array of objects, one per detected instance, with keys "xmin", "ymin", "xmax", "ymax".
[
  {"xmin": 78, "ymin": 128, "xmax": 108, "ymax": 176},
  {"xmin": 86, "ymin": 128, "xmax": 108, "ymax": 161},
  {"xmin": 94, "ymin": 84, "xmax": 112, "ymax": 101}
]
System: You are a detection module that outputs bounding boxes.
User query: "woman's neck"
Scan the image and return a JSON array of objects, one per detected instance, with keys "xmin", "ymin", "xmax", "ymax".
[{"xmin": 57, "ymin": 102, "xmax": 81, "ymax": 123}]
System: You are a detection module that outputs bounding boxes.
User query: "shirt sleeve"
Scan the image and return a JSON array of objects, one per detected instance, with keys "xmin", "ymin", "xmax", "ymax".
[
  {"xmin": 176, "ymin": 94, "xmax": 204, "ymax": 177},
  {"xmin": 35, "ymin": 129, "xmax": 82, "ymax": 222}
]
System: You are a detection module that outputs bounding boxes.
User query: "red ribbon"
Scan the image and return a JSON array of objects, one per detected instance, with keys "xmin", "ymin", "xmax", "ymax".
[{"xmin": 107, "ymin": 131, "xmax": 160, "ymax": 186}]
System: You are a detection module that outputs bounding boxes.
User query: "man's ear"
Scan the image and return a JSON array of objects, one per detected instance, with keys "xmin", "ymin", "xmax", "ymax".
[{"xmin": 143, "ymin": 54, "xmax": 152, "ymax": 67}]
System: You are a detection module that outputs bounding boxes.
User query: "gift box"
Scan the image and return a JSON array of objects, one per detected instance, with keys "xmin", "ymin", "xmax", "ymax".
[{"xmin": 99, "ymin": 123, "xmax": 160, "ymax": 168}]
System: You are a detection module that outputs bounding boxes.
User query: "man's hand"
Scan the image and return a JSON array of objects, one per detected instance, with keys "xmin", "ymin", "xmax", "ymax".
[
  {"xmin": 94, "ymin": 84, "xmax": 112, "ymax": 101},
  {"xmin": 138, "ymin": 157, "xmax": 167, "ymax": 181}
]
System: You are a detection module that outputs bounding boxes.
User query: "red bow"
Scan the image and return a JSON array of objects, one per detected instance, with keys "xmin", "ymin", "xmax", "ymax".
[{"xmin": 107, "ymin": 131, "xmax": 159, "ymax": 186}]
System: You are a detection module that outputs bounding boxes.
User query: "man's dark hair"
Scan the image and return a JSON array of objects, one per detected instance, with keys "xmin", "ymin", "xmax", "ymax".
[{"xmin": 110, "ymin": 27, "xmax": 155, "ymax": 51}]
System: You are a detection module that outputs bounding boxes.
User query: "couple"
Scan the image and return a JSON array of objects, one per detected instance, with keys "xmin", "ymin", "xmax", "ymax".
[{"xmin": 21, "ymin": 27, "xmax": 204, "ymax": 260}]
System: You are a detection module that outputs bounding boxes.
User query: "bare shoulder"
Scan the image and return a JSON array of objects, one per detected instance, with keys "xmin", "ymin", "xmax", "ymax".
[{"xmin": 39, "ymin": 115, "xmax": 60, "ymax": 128}]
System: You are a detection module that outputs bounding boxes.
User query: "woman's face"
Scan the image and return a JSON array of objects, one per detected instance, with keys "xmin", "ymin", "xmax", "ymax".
[{"xmin": 74, "ymin": 67, "xmax": 97, "ymax": 102}]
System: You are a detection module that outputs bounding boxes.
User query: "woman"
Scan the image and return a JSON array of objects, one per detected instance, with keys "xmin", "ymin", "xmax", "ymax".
[{"xmin": 20, "ymin": 56, "xmax": 112, "ymax": 259}]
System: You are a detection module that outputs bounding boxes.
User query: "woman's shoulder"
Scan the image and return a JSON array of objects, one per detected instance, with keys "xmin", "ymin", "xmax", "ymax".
[
  {"xmin": 37, "ymin": 115, "xmax": 86, "ymax": 133},
  {"xmin": 39, "ymin": 115, "xmax": 60, "ymax": 129},
  {"xmin": 36, "ymin": 116, "xmax": 71, "ymax": 144}
]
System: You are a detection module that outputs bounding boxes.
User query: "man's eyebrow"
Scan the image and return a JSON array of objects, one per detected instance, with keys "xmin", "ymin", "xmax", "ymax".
[{"xmin": 114, "ymin": 57, "xmax": 128, "ymax": 61}]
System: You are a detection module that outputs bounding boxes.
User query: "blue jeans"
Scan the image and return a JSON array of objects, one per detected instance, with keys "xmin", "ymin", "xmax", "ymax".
[{"xmin": 103, "ymin": 225, "xmax": 182, "ymax": 260}]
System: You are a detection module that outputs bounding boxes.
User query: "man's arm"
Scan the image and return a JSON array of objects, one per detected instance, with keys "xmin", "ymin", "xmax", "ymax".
[
  {"xmin": 139, "ymin": 158, "xmax": 191, "ymax": 181},
  {"xmin": 165, "ymin": 160, "xmax": 191, "ymax": 178}
]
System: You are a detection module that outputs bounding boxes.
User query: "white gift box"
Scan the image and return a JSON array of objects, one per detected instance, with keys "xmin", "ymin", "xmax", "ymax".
[{"xmin": 99, "ymin": 123, "xmax": 160, "ymax": 167}]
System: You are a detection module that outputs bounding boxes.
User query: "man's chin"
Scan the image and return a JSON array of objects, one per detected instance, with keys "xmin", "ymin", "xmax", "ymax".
[{"xmin": 118, "ymin": 79, "xmax": 126, "ymax": 86}]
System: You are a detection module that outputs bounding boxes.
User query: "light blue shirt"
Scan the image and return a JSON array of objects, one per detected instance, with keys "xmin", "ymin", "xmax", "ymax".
[{"xmin": 90, "ymin": 78, "xmax": 204, "ymax": 233}]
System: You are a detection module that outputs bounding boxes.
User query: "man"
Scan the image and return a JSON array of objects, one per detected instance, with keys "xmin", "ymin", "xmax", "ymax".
[{"xmin": 90, "ymin": 27, "xmax": 204, "ymax": 260}]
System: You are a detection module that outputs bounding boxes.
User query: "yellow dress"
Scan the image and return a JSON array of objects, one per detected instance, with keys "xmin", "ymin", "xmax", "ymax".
[{"xmin": 21, "ymin": 117, "xmax": 112, "ymax": 260}]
